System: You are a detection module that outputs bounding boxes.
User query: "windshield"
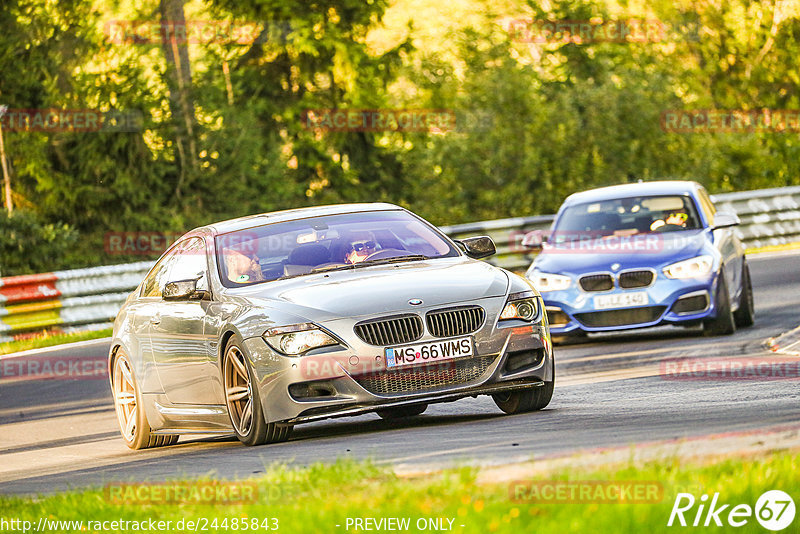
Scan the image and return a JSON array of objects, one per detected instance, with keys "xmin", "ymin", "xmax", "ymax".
[
  {"xmin": 215, "ymin": 210, "xmax": 459, "ymax": 287},
  {"xmin": 550, "ymin": 195, "xmax": 702, "ymax": 244}
]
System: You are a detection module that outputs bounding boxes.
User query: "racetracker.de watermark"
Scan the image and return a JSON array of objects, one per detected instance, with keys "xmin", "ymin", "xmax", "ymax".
[
  {"xmin": 299, "ymin": 357, "xmax": 457, "ymax": 380},
  {"xmin": 301, "ymin": 109, "xmax": 456, "ymax": 133},
  {"xmin": 0, "ymin": 355, "xmax": 106, "ymax": 382},
  {"xmin": 104, "ymin": 20, "xmax": 264, "ymax": 45},
  {"xmin": 104, "ymin": 481, "xmax": 258, "ymax": 505},
  {"xmin": 661, "ymin": 109, "xmax": 800, "ymax": 133},
  {"xmin": 0, "ymin": 109, "xmax": 142, "ymax": 133},
  {"xmin": 506, "ymin": 18, "xmax": 668, "ymax": 44},
  {"xmin": 105, "ymin": 232, "xmax": 185, "ymax": 256},
  {"xmin": 510, "ymin": 480, "xmax": 664, "ymax": 503},
  {"xmin": 511, "ymin": 229, "xmax": 699, "ymax": 254},
  {"xmin": 661, "ymin": 356, "xmax": 800, "ymax": 381},
  {"xmin": 104, "ymin": 231, "xmax": 298, "ymax": 255}
]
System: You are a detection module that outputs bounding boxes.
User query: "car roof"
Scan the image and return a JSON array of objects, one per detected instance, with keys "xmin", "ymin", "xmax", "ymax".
[
  {"xmin": 194, "ymin": 202, "xmax": 405, "ymax": 236},
  {"xmin": 562, "ymin": 180, "xmax": 702, "ymax": 206}
]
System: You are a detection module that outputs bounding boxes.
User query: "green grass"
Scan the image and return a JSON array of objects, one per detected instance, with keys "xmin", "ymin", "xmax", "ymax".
[
  {"xmin": 1, "ymin": 452, "xmax": 797, "ymax": 533},
  {"xmin": 0, "ymin": 328, "xmax": 112, "ymax": 356}
]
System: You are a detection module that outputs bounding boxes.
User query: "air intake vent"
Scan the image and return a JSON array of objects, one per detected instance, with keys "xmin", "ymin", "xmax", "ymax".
[
  {"xmin": 426, "ymin": 306, "xmax": 485, "ymax": 338},
  {"xmin": 670, "ymin": 294, "xmax": 709, "ymax": 314},
  {"xmin": 353, "ymin": 356, "xmax": 496, "ymax": 395},
  {"xmin": 574, "ymin": 306, "xmax": 666, "ymax": 327},
  {"xmin": 619, "ymin": 270, "xmax": 654, "ymax": 288},
  {"xmin": 579, "ymin": 274, "xmax": 614, "ymax": 291},
  {"xmin": 354, "ymin": 315, "xmax": 423, "ymax": 346}
]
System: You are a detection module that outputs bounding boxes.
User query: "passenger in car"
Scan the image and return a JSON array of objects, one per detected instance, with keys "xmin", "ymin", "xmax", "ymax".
[
  {"xmin": 650, "ymin": 211, "xmax": 689, "ymax": 231},
  {"xmin": 665, "ymin": 212, "xmax": 689, "ymax": 227},
  {"xmin": 224, "ymin": 249, "xmax": 265, "ymax": 283}
]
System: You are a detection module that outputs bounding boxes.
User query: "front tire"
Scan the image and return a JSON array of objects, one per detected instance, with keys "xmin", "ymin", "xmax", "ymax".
[
  {"xmin": 112, "ymin": 349, "xmax": 178, "ymax": 450},
  {"xmin": 704, "ymin": 267, "xmax": 736, "ymax": 336},
  {"xmin": 223, "ymin": 339, "xmax": 292, "ymax": 446},
  {"xmin": 492, "ymin": 358, "xmax": 554, "ymax": 414},
  {"xmin": 376, "ymin": 404, "xmax": 427, "ymax": 419},
  {"xmin": 733, "ymin": 262, "xmax": 755, "ymax": 328}
]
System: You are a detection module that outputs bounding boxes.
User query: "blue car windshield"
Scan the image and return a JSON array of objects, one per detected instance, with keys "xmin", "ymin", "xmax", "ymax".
[
  {"xmin": 216, "ymin": 210, "xmax": 459, "ymax": 287},
  {"xmin": 552, "ymin": 195, "xmax": 702, "ymax": 243}
]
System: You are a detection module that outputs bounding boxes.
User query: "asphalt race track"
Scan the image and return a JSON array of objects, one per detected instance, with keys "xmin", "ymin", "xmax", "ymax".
[{"xmin": 1, "ymin": 251, "xmax": 799, "ymax": 495}]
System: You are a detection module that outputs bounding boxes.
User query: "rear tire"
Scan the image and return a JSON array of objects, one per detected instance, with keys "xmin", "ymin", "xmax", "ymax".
[
  {"xmin": 704, "ymin": 268, "xmax": 736, "ymax": 336},
  {"xmin": 733, "ymin": 262, "xmax": 755, "ymax": 328},
  {"xmin": 376, "ymin": 404, "xmax": 428, "ymax": 419},
  {"xmin": 112, "ymin": 349, "xmax": 179, "ymax": 450},
  {"xmin": 223, "ymin": 339, "xmax": 293, "ymax": 446},
  {"xmin": 493, "ymin": 358, "xmax": 554, "ymax": 414}
]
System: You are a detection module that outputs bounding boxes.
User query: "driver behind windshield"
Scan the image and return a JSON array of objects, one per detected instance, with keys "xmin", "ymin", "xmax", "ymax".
[
  {"xmin": 650, "ymin": 211, "xmax": 689, "ymax": 231},
  {"xmin": 344, "ymin": 231, "xmax": 378, "ymax": 264}
]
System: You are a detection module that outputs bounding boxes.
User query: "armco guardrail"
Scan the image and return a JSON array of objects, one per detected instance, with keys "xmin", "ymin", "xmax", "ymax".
[
  {"xmin": 712, "ymin": 185, "xmax": 800, "ymax": 249},
  {"xmin": 1, "ymin": 185, "xmax": 799, "ymax": 343},
  {"xmin": 0, "ymin": 262, "xmax": 152, "ymax": 343},
  {"xmin": 441, "ymin": 214, "xmax": 554, "ymax": 272}
]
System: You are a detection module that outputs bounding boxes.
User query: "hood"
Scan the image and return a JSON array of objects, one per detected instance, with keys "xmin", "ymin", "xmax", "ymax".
[
  {"xmin": 532, "ymin": 229, "xmax": 709, "ymax": 275},
  {"xmin": 233, "ymin": 258, "xmax": 509, "ymax": 320}
]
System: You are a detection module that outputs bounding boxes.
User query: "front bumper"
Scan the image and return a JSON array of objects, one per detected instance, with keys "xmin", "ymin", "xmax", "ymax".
[
  {"xmin": 244, "ymin": 306, "xmax": 553, "ymax": 424},
  {"xmin": 543, "ymin": 271, "xmax": 720, "ymax": 334}
]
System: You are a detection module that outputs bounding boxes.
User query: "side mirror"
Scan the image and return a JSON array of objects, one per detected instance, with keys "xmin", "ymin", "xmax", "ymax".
[
  {"xmin": 713, "ymin": 211, "xmax": 740, "ymax": 229},
  {"xmin": 457, "ymin": 236, "xmax": 496, "ymax": 259},
  {"xmin": 163, "ymin": 279, "xmax": 206, "ymax": 301},
  {"xmin": 521, "ymin": 229, "xmax": 548, "ymax": 251}
]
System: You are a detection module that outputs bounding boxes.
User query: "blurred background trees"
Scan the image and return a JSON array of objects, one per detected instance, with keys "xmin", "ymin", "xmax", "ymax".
[{"xmin": 1, "ymin": 0, "xmax": 798, "ymax": 274}]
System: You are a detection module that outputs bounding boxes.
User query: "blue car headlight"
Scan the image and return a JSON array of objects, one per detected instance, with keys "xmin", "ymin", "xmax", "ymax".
[
  {"xmin": 662, "ymin": 255, "xmax": 714, "ymax": 279},
  {"xmin": 263, "ymin": 323, "xmax": 339, "ymax": 355},
  {"xmin": 526, "ymin": 270, "xmax": 572, "ymax": 292}
]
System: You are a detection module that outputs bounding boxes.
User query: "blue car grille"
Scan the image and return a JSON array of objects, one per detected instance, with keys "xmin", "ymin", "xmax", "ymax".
[
  {"xmin": 619, "ymin": 270, "xmax": 654, "ymax": 288},
  {"xmin": 579, "ymin": 274, "xmax": 614, "ymax": 291},
  {"xmin": 574, "ymin": 306, "xmax": 667, "ymax": 327}
]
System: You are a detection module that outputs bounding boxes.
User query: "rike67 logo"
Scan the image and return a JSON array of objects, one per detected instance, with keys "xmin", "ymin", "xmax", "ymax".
[{"xmin": 668, "ymin": 490, "xmax": 795, "ymax": 531}]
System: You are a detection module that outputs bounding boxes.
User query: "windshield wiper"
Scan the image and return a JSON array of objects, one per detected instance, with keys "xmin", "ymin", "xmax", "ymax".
[
  {"xmin": 309, "ymin": 264, "xmax": 356, "ymax": 274},
  {"xmin": 355, "ymin": 254, "xmax": 431, "ymax": 267},
  {"xmin": 272, "ymin": 273, "xmax": 308, "ymax": 281},
  {"xmin": 307, "ymin": 254, "xmax": 431, "ymax": 275}
]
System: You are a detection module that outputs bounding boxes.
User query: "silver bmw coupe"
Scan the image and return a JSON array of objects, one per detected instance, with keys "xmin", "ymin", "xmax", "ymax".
[{"xmin": 109, "ymin": 204, "xmax": 554, "ymax": 448}]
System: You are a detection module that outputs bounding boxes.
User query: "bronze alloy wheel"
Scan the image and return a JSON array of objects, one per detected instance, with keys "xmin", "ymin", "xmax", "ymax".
[
  {"xmin": 223, "ymin": 339, "xmax": 293, "ymax": 446},
  {"xmin": 224, "ymin": 344, "xmax": 256, "ymax": 436},
  {"xmin": 113, "ymin": 352, "xmax": 138, "ymax": 443},
  {"xmin": 112, "ymin": 349, "xmax": 178, "ymax": 449}
]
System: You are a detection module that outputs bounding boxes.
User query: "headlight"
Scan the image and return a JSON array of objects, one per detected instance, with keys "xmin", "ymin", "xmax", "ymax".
[
  {"xmin": 263, "ymin": 323, "xmax": 339, "ymax": 355},
  {"xmin": 663, "ymin": 255, "xmax": 713, "ymax": 279},
  {"xmin": 500, "ymin": 291, "xmax": 541, "ymax": 322},
  {"xmin": 526, "ymin": 270, "xmax": 572, "ymax": 292}
]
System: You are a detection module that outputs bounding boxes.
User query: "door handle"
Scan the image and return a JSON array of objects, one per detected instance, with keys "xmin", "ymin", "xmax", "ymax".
[{"xmin": 150, "ymin": 315, "xmax": 161, "ymax": 325}]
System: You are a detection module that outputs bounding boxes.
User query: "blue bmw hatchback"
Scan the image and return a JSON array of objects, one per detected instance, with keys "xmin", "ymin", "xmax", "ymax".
[{"xmin": 524, "ymin": 181, "xmax": 755, "ymax": 339}]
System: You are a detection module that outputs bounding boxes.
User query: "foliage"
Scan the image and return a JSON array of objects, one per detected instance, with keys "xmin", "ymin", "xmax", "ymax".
[
  {"xmin": 0, "ymin": 210, "xmax": 78, "ymax": 275},
  {"xmin": 1, "ymin": 0, "xmax": 799, "ymax": 273}
]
